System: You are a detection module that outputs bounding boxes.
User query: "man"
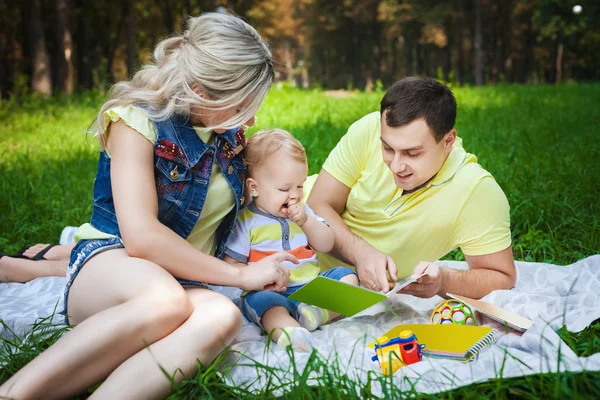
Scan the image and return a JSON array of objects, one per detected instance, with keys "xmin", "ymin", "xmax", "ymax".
[{"xmin": 307, "ymin": 77, "xmax": 515, "ymax": 299}]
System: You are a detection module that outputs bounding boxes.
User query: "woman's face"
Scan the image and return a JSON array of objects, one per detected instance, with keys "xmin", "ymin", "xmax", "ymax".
[
  {"xmin": 189, "ymin": 85, "xmax": 256, "ymax": 132},
  {"xmin": 190, "ymin": 104, "xmax": 256, "ymax": 133}
]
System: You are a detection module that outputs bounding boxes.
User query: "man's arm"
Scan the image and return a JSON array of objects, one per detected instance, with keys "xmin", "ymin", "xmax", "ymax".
[
  {"xmin": 307, "ymin": 170, "xmax": 398, "ymax": 291},
  {"xmin": 400, "ymin": 175, "xmax": 515, "ymax": 299},
  {"xmin": 444, "ymin": 246, "xmax": 516, "ymax": 298},
  {"xmin": 401, "ymin": 246, "xmax": 516, "ymax": 299}
]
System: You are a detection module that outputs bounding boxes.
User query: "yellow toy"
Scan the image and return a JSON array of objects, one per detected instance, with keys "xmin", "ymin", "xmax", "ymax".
[
  {"xmin": 372, "ymin": 330, "xmax": 424, "ymax": 375},
  {"xmin": 431, "ymin": 299, "xmax": 477, "ymax": 326},
  {"xmin": 372, "ymin": 335, "xmax": 403, "ymax": 375}
]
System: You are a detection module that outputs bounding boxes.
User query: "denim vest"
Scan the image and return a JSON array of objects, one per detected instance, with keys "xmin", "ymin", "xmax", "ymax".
[{"xmin": 90, "ymin": 112, "xmax": 246, "ymax": 258}]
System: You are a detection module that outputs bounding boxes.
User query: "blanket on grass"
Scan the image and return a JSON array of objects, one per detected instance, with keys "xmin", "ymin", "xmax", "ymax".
[{"xmin": 1, "ymin": 255, "xmax": 599, "ymax": 395}]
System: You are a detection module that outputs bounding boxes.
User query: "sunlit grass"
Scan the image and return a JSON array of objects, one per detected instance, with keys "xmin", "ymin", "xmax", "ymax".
[{"xmin": 1, "ymin": 84, "xmax": 599, "ymax": 397}]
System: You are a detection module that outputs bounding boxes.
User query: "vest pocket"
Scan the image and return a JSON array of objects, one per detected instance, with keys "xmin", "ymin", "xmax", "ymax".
[
  {"xmin": 155, "ymin": 157, "xmax": 192, "ymax": 222},
  {"xmin": 156, "ymin": 158, "xmax": 192, "ymax": 182}
]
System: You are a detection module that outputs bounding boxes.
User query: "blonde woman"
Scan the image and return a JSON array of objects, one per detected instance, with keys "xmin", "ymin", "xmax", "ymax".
[{"xmin": 0, "ymin": 13, "xmax": 295, "ymax": 399}]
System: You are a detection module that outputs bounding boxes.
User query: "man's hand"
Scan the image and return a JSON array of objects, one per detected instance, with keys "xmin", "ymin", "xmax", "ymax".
[
  {"xmin": 286, "ymin": 199, "xmax": 308, "ymax": 226},
  {"xmin": 354, "ymin": 245, "xmax": 398, "ymax": 292},
  {"xmin": 399, "ymin": 261, "xmax": 443, "ymax": 298}
]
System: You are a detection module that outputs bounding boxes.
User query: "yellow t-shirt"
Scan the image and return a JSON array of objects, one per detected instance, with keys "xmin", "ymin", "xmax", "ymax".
[
  {"xmin": 305, "ymin": 111, "xmax": 511, "ymax": 277},
  {"xmin": 79, "ymin": 106, "xmax": 235, "ymax": 256}
]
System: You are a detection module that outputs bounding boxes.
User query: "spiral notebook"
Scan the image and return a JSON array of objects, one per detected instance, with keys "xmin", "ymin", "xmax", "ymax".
[{"xmin": 369, "ymin": 324, "xmax": 499, "ymax": 362}]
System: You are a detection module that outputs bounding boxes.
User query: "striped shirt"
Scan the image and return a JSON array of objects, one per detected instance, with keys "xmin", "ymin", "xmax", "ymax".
[{"xmin": 224, "ymin": 202, "xmax": 327, "ymax": 286}]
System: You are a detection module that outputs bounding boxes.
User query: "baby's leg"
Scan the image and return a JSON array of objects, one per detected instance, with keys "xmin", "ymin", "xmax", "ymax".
[
  {"xmin": 261, "ymin": 305, "xmax": 300, "ymax": 342},
  {"xmin": 243, "ymin": 291, "xmax": 314, "ymax": 352},
  {"xmin": 297, "ymin": 267, "xmax": 359, "ymax": 329}
]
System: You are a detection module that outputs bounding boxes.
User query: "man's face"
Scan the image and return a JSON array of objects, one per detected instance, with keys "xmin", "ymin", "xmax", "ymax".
[{"xmin": 380, "ymin": 114, "xmax": 455, "ymax": 193}]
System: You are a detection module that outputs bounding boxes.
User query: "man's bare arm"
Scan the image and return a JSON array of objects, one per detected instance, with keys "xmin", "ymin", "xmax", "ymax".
[
  {"xmin": 307, "ymin": 170, "xmax": 360, "ymax": 264},
  {"xmin": 441, "ymin": 246, "xmax": 516, "ymax": 298},
  {"xmin": 401, "ymin": 246, "xmax": 516, "ymax": 299},
  {"xmin": 307, "ymin": 170, "xmax": 398, "ymax": 291}
]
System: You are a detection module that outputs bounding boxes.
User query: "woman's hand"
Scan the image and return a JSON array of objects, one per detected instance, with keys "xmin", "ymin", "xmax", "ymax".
[{"xmin": 240, "ymin": 252, "xmax": 297, "ymax": 292}]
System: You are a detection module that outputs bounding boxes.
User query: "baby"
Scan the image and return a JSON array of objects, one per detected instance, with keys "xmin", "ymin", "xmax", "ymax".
[{"xmin": 223, "ymin": 129, "xmax": 359, "ymax": 352}]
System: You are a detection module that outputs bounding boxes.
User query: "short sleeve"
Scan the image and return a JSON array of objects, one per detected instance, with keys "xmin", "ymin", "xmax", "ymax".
[
  {"xmin": 305, "ymin": 203, "xmax": 327, "ymax": 225},
  {"xmin": 322, "ymin": 112, "xmax": 379, "ymax": 188},
  {"xmin": 453, "ymin": 177, "xmax": 512, "ymax": 256},
  {"xmin": 99, "ymin": 106, "xmax": 158, "ymax": 156},
  {"xmin": 223, "ymin": 217, "xmax": 251, "ymax": 263}
]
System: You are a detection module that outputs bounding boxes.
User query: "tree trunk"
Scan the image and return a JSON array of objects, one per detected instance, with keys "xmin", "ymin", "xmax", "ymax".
[
  {"xmin": 125, "ymin": 0, "xmax": 137, "ymax": 77},
  {"xmin": 519, "ymin": 15, "xmax": 535, "ymax": 83},
  {"xmin": 454, "ymin": 0, "xmax": 465, "ymax": 85},
  {"xmin": 555, "ymin": 37, "xmax": 563, "ymax": 83},
  {"xmin": 488, "ymin": 4, "xmax": 499, "ymax": 83},
  {"xmin": 30, "ymin": 0, "xmax": 52, "ymax": 94},
  {"xmin": 283, "ymin": 39, "xmax": 294, "ymax": 83},
  {"xmin": 156, "ymin": 0, "xmax": 175, "ymax": 33},
  {"xmin": 54, "ymin": 0, "xmax": 74, "ymax": 94},
  {"xmin": 443, "ymin": 17, "xmax": 452, "ymax": 82},
  {"xmin": 405, "ymin": 39, "xmax": 414, "ymax": 77},
  {"xmin": 473, "ymin": 0, "xmax": 483, "ymax": 85},
  {"xmin": 415, "ymin": 41, "xmax": 424, "ymax": 76},
  {"xmin": 500, "ymin": 0, "xmax": 513, "ymax": 82}
]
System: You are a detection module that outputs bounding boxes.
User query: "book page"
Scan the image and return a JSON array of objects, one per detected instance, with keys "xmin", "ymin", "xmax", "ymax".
[
  {"xmin": 385, "ymin": 273, "xmax": 427, "ymax": 297},
  {"xmin": 447, "ymin": 293, "xmax": 533, "ymax": 332}
]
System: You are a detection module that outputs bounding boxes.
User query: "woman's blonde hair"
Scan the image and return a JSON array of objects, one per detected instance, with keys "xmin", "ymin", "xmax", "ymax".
[
  {"xmin": 244, "ymin": 129, "xmax": 307, "ymax": 175},
  {"xmin": 96, "ymin": 13, "xmax": 274, "ymax": 134}
]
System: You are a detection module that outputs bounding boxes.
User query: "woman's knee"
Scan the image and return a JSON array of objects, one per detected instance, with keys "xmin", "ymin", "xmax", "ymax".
[
  {"xmin": 189, "ymin": 293, "xmax": 242, "ymax": 344},
  {"xmin": 208, "ymin": 297, "xmax": 242, "ymax": 339},
  {"xmin": 135, "ymin": 285, "xmax": 194, "ymax": 332}
]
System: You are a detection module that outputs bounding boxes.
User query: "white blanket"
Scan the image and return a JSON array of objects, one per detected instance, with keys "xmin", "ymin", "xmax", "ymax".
[{"xmin": 2, "ymin": 256, "xmax": 600, "ymax": 395}]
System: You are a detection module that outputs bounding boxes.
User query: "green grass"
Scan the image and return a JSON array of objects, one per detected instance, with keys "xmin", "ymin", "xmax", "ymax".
[{"xmin": 1, "ymin": 84, "xmax": 600, "ymax": 398}]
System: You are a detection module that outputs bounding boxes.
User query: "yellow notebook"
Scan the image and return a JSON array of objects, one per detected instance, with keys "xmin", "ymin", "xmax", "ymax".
[{"xmin": 369, "ymin": 324, "xmax": 499, "ymax": 362}]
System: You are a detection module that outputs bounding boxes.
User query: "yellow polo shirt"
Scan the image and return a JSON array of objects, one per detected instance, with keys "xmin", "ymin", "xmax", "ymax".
[{"xmin": 306, "ymin": 112, "xmax": 511, "ymax": 277}]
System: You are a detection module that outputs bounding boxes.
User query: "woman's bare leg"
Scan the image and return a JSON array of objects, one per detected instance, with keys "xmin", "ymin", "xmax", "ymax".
[
  {"xmin": 91, "ymin": 288, "xmax": 242, "ymax": 399},
  {"xmin": 0, "ymin": 249, "xmax": 193, "ymax": 399},
  {"xmin": 0, "ymin": 257, "xmax": 68, "ymax": 283}
]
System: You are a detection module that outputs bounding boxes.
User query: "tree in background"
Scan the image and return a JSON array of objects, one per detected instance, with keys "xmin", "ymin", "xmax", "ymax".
[
  {"xmin": 29, "ymin": 0, "xmax": 52, "ymax": 94},
  {"xmin": 54, "ymin": 0, "xmax": 74, "ymax": 94},
  {"xmin": 0, "ymin": 0, "xmax": 598, "ymax": 97}
]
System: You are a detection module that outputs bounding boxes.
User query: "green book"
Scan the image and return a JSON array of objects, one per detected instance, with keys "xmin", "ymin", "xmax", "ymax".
[{"xmin": 288, "ymin": 274, "xmax": 424, "ymax": 317}]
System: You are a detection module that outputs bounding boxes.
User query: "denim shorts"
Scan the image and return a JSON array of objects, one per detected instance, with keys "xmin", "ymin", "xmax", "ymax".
[
  {"xmin": 242, "ymin": 266, "xmax": 357, "ymax": 327},
  {"xmin": 61, "ymin": 237, "xmax": 207, "ymax": 325}
]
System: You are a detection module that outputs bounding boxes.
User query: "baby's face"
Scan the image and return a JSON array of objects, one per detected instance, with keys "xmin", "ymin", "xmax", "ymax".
[{"xmin": 249, "ymin": 150, "xmax": 308, "ymax": 218}]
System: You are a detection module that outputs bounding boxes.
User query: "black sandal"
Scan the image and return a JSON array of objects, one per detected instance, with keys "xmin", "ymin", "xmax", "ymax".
[
  {"xmin": 0, "ymin": 252, "xmax": 30, "ymax": 260},
  {"xmin": 14, "ymin": 244, "xmax": 58, "ymax": 261}
]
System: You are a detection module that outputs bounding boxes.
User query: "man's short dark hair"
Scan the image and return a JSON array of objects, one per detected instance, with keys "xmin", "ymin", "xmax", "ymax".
[{"xmin": 380, "ymin": 77, "xmax": 456, "ymax": 142}]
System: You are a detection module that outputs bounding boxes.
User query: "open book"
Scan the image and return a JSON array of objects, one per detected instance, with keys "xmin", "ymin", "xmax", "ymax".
[
  {"xmin": 447, "ymin": 293, "xmax": 534, "ymax": 332},
  {"xmin": 288, "ymin": 273, "xmax": 425, "ymax": 317}
]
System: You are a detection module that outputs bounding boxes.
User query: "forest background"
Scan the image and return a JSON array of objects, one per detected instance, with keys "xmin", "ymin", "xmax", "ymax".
[{"xmin": 1, "ymin": 0, "xmax": 598, "ymax": 98}]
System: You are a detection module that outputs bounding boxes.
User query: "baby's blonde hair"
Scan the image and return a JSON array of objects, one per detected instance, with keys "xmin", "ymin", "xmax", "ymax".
[
  {"xmin": 245, "ymin": 129, "xmax": 307, "ymax": 174},
  {"xmin": 95, "ymin": 13, "xmax": 273, "ymax": 134}
]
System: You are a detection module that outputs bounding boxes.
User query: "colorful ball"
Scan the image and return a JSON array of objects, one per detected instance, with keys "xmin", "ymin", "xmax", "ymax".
[{"xmin": 430, "ymin": 299, "xmax": 477, "ymax": 326}]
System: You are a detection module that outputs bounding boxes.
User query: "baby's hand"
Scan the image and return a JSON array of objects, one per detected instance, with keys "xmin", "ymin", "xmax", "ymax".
[{"xmin": 287, "ymin": 199, "xmax": 308, "ymax": 226}]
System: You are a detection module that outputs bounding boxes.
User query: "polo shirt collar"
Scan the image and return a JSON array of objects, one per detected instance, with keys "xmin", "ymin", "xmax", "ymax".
[
  {"xmin": 428, "ymin": 140, "xmax": 469, "ymax": 188},
  {"xmin": 384, "ymin": 138, "xmax": 471, "ymax": 216}
]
